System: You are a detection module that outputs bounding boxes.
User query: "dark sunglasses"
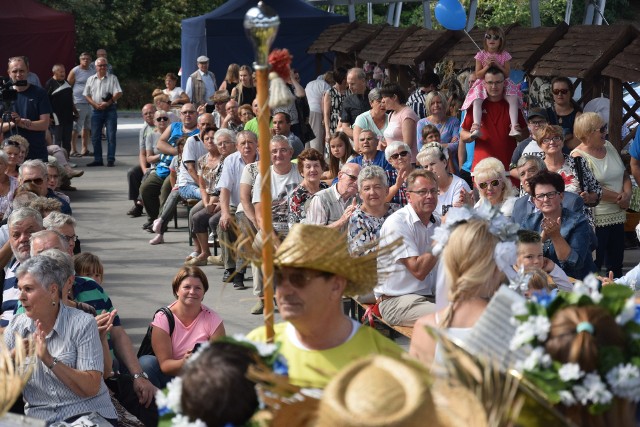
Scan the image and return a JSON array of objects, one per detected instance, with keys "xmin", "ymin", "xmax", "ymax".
[
  {"xmin": 390, "ymin": 150, "xmax": 409, "ymax": 160},
  {"xmin": 274, "ymin": 269, "xmax": 330, "ymax": 289},
  {"xmin": 23, "ymin": 178, "xmax": 44, "ymax": 185},
  {"xmin": 552, "ymin": 89, "xmax": 569, "ymax": 95},
  {"xmin": 3, "ymin": 140, "xmax": 20, "ymax": 148},
  {"xmin": 485, "ymin": 34, "xmax": 501, "ymax": 40},
  {"xmin": 478, "ymin": 179, "xmax": 501, "ymax": 190},
  {"xmin": 156, "ymin": 117, "xmax": 169, "ymax": 122}
]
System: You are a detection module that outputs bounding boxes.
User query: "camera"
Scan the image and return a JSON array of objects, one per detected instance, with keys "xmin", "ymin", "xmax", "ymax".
[{"xmin": 0, "ymin": 77, "xmax": 17, "ymax": 103}]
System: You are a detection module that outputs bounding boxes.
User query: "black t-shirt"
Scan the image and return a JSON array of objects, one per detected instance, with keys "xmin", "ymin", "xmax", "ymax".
[
  {"xmin": 45, "ymin": 78, "xmax": 75, "ymax": 124},
  {"xmin": 6, "ymin": 85, "xmax": 52, "ymax": 161},
  {"xmin": 339, "ymin": 93, "xmax": 370, "ymax": 126}
]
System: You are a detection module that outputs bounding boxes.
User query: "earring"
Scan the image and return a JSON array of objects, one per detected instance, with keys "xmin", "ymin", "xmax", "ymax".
[{"xmin": 51, "ymin": 300, "xmax": 56, "ymax": 306}]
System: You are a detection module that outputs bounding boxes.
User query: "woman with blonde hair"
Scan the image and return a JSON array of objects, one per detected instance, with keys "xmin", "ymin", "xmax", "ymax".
[
  {"xmin": 472, "ymin": 156, "xmax": 516, "ymax": 217},
  {"xmin": 218, "ymin": 63, "xmax": 239, "ymax": 93},
  {"xmin": 230, "ymin": 65, "xmax": 256, "ymax": 106},
  {"xmin": 410, "ymin": 219, "xmax": 502, "ymax": 366},
  {"xmin": 572, "ymin": 112, "xmax": 630, "ymax": 278}
]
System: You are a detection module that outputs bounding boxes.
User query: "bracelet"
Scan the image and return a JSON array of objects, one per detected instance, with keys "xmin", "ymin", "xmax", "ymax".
[{"xmin": 48, "ymin": 357, "xmax": 59, "ymax": 370}]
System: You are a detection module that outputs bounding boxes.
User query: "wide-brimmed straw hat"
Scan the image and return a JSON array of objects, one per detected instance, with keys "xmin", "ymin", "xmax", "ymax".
[
  {"xmin": 316, "ymin": 355, "xmax": 486, "ymax": 427},
  {"xmin": 274, "ymin": 224, "xmax": 397, "ymax": 297}
]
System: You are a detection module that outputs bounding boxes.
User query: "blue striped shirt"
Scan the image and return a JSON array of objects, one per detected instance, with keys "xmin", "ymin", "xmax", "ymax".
[{"xmin": 4, "ymin": 304, "xmax": 117, "ymax": 423}]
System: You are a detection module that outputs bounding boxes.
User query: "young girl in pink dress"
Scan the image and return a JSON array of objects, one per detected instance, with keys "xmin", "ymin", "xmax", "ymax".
[{"xmin": 461, "ymin": 26, "xmax": 521, "ymax": 138}]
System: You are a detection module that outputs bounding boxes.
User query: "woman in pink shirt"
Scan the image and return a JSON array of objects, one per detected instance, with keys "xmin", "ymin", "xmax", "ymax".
[
  {"xmin": 380, "ymin": 83, "xmax": 419, "ymax": 163},
  {"xmin": 140, "ymin": 266, "xmax": 226, "ymax": 388}
]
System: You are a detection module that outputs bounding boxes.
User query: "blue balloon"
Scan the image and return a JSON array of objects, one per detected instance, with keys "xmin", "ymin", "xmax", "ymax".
[{"xmin": 435, "ymin": 0, "xmax": 467, "ymax": 31}]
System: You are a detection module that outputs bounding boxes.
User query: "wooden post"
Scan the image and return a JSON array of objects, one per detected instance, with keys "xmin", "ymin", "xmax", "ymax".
[{"xmin": 610, "ymin": 77, "xmax": 623, "ymax": 153}]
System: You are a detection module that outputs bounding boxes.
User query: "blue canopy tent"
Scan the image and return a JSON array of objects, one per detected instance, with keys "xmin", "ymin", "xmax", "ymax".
[{"xmin": 181, "ymin": 0, "xmax": 347, "ymax": 90}]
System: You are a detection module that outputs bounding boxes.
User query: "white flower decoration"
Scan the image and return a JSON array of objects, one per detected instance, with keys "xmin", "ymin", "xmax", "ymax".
[
  {"xmin": 606, "ymin": 363, "xmax": 640, "ymax": 402},
  {"xmin": 558, "ymin": 363, "xmax": 584, "ymax": 382},
  {"xmin": 616, "ymin": 298, "xmax": 636, "ymax": 326},
  {"xmin": 559, "ymin": 390, "xmax": 577, "ymax": 406},
  {"xmin": 510, "ymin": 315, "xmax": 550, "ymax": 350},
  {"xmin": 518, "ymin": 347, "xmax": 552, "ymax": 371},
  {"xmin": 511, "ymin": 300, "xmax": 528, "ymax": 317},
  {"xmin": 573, "ymin": 373, "xmax": 613, "ymax": 406},
  {"xmin": 231, "ymin": 334, "xmax": 278, "ymax": 357},
  {"xmin": 172, "ymin": 414, "xmax": 207, "ymax": 427}
]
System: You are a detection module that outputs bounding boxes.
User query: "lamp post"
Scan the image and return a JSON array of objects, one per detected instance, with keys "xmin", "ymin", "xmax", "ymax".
[{"xmin": 244, "ymin": 2, "xmax": 279, "ymax": 342}]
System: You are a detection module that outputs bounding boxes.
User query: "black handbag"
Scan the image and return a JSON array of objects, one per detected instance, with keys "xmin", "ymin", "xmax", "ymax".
[{"xmin": 136, "ymin": 307, "xmax": 175, "ymax": 357}]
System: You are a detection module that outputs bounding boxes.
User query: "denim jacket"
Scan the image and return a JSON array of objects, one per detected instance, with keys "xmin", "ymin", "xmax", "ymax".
[{"xmin": 521, "ymin": 207, "xmax": 597, "ymax": 280}]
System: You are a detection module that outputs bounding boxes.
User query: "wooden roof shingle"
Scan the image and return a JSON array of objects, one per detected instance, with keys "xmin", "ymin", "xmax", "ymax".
[
  {"xmin": 307, "ymin": 22, "xmax": 356, "ymax": 54},
  {"xmin": 602, "ymin": 29, "xmax": 640, "ymax": 82},
  {"xmin": 359, "ymin": 25, "xmax": 419, "ymax": 64},
  {"xmin": 506, "ymin": 23, "xmax": 569, "ymax": 71},
  {"xmin": 330, "ymin": 23, "xmax": 384, "ymax": 55},
  {"xmin": 387, "ymin": 28, "xmax": 460, "ymax": 67},
  {"xmin": 531, "ymin": 24, "xmax": 634, "ymax": 80}
]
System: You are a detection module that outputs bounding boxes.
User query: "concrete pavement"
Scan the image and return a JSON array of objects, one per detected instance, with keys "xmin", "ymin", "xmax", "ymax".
[{"xmin": 68, "ymin": 113, "xmax": 266, "ymax": 348}]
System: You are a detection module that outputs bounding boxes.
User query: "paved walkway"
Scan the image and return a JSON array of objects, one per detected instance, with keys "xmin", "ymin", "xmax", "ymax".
[
  {"xmin": 69, "ymin": 113, "xmax": 265, "ymax": 347},
  {"xmin": 68, "ymin": 112, "xmax": 640, "ymax": 349}
]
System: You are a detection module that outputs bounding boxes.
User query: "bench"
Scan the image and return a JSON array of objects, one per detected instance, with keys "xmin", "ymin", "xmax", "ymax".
[{"xmin": 349, "ymin": 298, "xmax": 413, "ymax": 340}]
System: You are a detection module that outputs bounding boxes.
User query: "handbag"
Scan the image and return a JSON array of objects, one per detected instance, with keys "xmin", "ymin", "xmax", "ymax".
[{"xmin": 136, "ymin": 307, "xmax": 175, "ymax": 358}]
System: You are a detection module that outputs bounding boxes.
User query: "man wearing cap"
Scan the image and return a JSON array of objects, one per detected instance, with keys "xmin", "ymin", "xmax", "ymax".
[
  {"xmin": 246, "ymin": 223, "xmax": 402, "ymax": 388},
  {"xmin": 186, "ymin": 56, "xmax": 217, "ymax": 107},
  {"xmin": 374, "ymin": 169, "xmax": 440, "ymax": 327},
  {"xmin": 509, "ymin": 108, "xmax": 549, "ymax": 180}
]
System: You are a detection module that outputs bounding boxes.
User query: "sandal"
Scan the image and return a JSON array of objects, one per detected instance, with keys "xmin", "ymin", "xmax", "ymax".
[
  {"xmin": 70, "ymin": 152, "xmax": 81, "ymax": 157},
  {"xmin": 185, "ymin": 251, "xmax": 200, "ymax": 262},
  {"xmin": 81, "ymin": 150, "xmax": 93, "ymax": 157}
]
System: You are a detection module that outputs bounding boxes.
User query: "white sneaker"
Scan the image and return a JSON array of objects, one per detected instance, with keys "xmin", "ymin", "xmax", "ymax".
[
  {"xmin": 149, "ymin": 234, "xmax": 164, "ymax": 245},
  {"xmin": 208, "ymin": 232, "xmax": 216, "ymax": 244}
]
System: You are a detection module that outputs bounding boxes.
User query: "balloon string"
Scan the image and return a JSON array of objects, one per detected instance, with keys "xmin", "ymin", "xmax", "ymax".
[{"xmin": 464, "ymin": 31, "xmax": 483, "ymax": 52}]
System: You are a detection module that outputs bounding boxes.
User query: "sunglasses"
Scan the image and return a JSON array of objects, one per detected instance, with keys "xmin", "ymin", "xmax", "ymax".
[
  {"xmin": 552, "ymin": 89, "xmax": 569, "ymax": 95},
  {"xmin": 541, "ymin": 136, "xmax": 563, "ymax": 144},
  {"xmin": 156, "ymin": 117, "xmax": 169, "ymax": 122},
  {"xmin": 485, "ymin": 34, "xmax": 501, "ymax": 40},
  {"xmin": 274, "ymin": 268, "xmax": 330, "ymax": 289},
  {"xmin": 23, "ymin": 178, "xmax": 44, "ymax": 185},
  {"xmin": 478, "ymin": 179, "xmax": 501, "ymax": 190},
  {"xmin": 390, "ymin": 150, "xmax": 409, "ymax": 160}
]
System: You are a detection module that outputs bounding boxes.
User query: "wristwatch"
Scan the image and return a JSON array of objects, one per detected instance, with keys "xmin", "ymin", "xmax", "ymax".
[{"xmin": 132, "ymin": 372, "xmax": 149, "ymax": 380}]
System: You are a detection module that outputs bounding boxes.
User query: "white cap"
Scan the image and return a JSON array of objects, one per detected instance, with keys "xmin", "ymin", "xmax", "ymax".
[{"xmin": 196, "ymin": 55, "xmax": 209, "ymax": 63}]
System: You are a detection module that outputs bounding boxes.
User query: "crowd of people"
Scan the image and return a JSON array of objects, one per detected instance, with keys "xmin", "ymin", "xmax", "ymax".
[{"xmin": 1, "ymin": 23, "xmax": 640, "ymax": 427}]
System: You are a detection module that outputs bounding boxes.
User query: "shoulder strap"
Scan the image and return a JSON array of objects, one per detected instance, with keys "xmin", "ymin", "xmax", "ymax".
[
  {"xmin": 156, "ymin": 307, "xmax": 175, "ymax": 337},
  {"xmin": 572, "ymin": 155, "xmax": 585, "ymax": 193}
]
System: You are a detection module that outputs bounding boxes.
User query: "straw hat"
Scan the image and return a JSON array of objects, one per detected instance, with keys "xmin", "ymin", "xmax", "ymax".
[
  {"xmin": 274, "ymin": 224, "xmax": 385, "ymax": 296},
  {"xmin": 316, "ymin": 355, "xmax": 486, "ymax": 427}
]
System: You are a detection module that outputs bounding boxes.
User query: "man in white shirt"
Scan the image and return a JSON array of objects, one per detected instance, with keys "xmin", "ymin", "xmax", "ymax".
[
  {"xmin": 251, "ymin": 135, "xmax": 302, "ymax": 314},
  {"xmin": 374, "ymin": 169, "xmax": 440, "ymax": 326},
  {"xmin": 178, "ymin": 113, "xmax": 215, "ymax": 199},
  {"xmin": 186, "ymin": 56, "xmax": 217, "ymax": 107},
  {"xmin": 304, "ymin": 72, "xmax": 332, "ymax": 153}
]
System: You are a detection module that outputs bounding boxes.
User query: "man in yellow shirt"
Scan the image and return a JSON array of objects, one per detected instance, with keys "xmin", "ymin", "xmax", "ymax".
[{"xmin": 247, "ymin": 224, "xmax": 402, "ymax": 388}]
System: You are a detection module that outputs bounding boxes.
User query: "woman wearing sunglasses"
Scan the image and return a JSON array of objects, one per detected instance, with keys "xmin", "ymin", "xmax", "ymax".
[
  {"xmin": 546, "ymin": 76, "xmax": 582, "ymax": 150},
  {"xmin": 536, "ymin": 124, "xmax": 601, "ymax": 227},
  {"xmin": 572, "ymin": 112, "xmax": 631, "ymax": 279},
  {"xmin": 384, "ymin": 141, "xmax": 414, "ymax": 206},
  {"xmin": 145, "ymin": 110, "xmax": 170, "ymax": 169},
  {"xmin": 472, "ymin": 156, "xmax": 516, "ymax": 217}
]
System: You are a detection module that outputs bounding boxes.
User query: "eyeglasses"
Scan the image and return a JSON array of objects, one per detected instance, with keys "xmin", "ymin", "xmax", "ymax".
[
  {"xmin": 342, "ymin": 172, "xmax": 358, "ymax": 181},
  {"xmin": 541, "ymin": 136, "xmax": 563, "ymax": 144},
  {"xmin": 534, "ymin": 191, "xmax": 560, "ymax": 201},
  {"xmin": 274, "ymin": 268, "xmax": 330, "ymax": 289},
  {"xmin": 23, "ymin": 178, "xmax": 44, "ymax": 185},
  {"xmin": 485, "ymin": 34, "xmax": 501, "ymax": 40},
  {"xmin": 407, "ymin": 188, "xmax": 438, "ymax": 197},
  {"xmin": 156, "ymin": 117, "xmax": 169, "ymax": 122},
  {"xmin": 96, "ymin": 64, "xmax": 107, "ymax": 68},
  {"xmin": 390, "ymin": 150, "xmax": 409, "ymax": 160},
  {"xmin": 485, "ymin": 80, "xmax": 504, "ymax": 86},
  {"xmin": 552, "ymin": 89, "xmax": 569, "ymax": 95},
  {"xmin": 529, "ymin": 120, "xmax": 546, "ymax": 127},
  {"xmin": 63, "ymin": 234, "xmax": 78, "ymax": 243},
  {"xmin": 215, "ymin": 141, "xmax": 234, "ymax": 147},
  {"xmin": 181, "ymin": 110, "xmax": 196, "ymax": 115},
  {"xmin": 478, "ymin": 179, "xmax": 501, "ymax": 190},
  {"xmin": 599, "ymin": 125, "xmax": 607, "ymax": 134}
]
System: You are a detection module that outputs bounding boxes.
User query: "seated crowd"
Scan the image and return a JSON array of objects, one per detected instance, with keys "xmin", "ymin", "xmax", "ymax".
[{"xmin": 1, "ymin": 53, "xmax": 638, "ymax": 427}]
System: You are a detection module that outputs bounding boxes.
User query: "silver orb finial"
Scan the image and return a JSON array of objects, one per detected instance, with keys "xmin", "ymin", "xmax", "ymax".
[{"xmin": 244, "ymin": 2, "xmax": 280, "ymax": 69}]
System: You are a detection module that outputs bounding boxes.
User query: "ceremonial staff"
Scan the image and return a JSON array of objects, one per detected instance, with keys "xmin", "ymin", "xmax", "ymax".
[{"xmin": 244, "ymin": 2, "xmax": 279, "ymax": 342}]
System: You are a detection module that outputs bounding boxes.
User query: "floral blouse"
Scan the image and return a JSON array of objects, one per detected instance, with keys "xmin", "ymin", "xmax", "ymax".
[
  {"xmin": 348, "ymin": 204, "xmax": 400, "ymax": 255},
  {"xmin": 288, "ymin": 182, "xmax": 329, "ymax": 225},
  {"xmin": 197, "ymin": 153, "xmax": 224, "ymax": 195}
]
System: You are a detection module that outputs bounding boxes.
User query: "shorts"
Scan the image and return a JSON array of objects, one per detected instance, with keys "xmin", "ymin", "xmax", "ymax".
[{"xmin": 75, "ymin": 103, "xmax": 92, "ymax": 132}]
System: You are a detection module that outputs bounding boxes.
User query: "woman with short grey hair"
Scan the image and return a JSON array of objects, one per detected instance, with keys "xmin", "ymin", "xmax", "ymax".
[
  {"xmin": 348, "ymin": 165, "xmax": 398, "ymax": 255},
  {"xmin": 384, "ymin": 140, "xmax": 414, "ymax": 207},
  {"xmin": 353, "ymin": 88, "xmax": 388, "ymax": 152},
  {"xmin": 5, "ymin": 254, "xmax": 117, "ymax": 423}
]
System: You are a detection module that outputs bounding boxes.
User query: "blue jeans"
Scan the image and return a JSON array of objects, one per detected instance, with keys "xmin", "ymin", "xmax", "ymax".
[
  {"xmin": 138, "ymin": 355, "xmax": 172, "ymax": 389},
  {"xmin": 178, "ymin": 183, "xmax": 201, "ymax": 200},
  {"xmin": 91, "ymin": 105, "xmax": 118, "ymax": 163}
]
